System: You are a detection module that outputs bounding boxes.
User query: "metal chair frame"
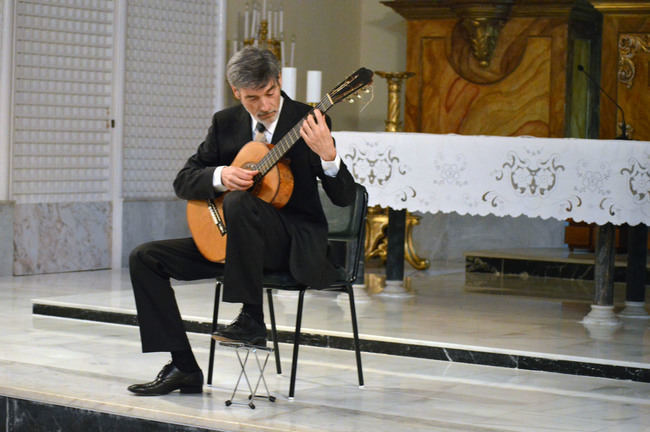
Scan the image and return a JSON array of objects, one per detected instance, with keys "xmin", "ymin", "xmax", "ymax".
[{"xmin": 207, "ymin": 184, "xmax": 368, "ymax": 399}]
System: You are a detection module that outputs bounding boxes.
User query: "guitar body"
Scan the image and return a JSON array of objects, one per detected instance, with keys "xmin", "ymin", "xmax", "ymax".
[
  {"xmin": 185, "ymin": 67, "xmax": 373, "ymax": 262},
  {"xmin": 187, "ymin": 141, "xmax": 294, "ymax": 263}
]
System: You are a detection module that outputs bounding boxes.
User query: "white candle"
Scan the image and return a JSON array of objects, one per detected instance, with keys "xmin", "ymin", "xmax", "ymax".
[
  {"xmin": 279, "ymin": 9, "xmax": 283, "ymax": 34},
  {"xmin": 262, "ymin": 0, "xmax": 266, "ymax": 17},
  {"xmin": 281, "ymin": 67, "xmax": 297, "ymax": 99},
  {"xmin": 290, "ymin": 36, "xmax": 295, "ymax": 67},
  {"xmin": 306, "ymin": 70, "xmax": 322, "ymax": 103},
  {"xmin": 280, "ymin": 40, "xmax": 285, "ymax": 67},
  {"xmin": 273, "ymin": 11, "xmax": 278, "ymax": 39},
  {"xmin": 268, "ymin": 11, "xmax": 272, "ymax": 38},
  {"xmin": 232, "ymin": 39, "xmax": 238, "ymax": 56},
  {"xmin": 244, "ymin": 5, "xmax": 249, "ymax": 40},
  {"xmin": 251, "ymin": 8, "xmax": 257, "ymax": 39}
]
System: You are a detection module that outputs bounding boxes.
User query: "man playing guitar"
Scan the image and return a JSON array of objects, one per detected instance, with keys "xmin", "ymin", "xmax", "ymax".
[{"xmin": 127, "ymin": 46, "xmax": 356, "ymax": 396}]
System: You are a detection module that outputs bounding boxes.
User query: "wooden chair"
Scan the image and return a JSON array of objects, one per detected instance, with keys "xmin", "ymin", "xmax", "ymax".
[{"xmin": 207, "ymin": 183, "xmax": 368, "ymax": 398}]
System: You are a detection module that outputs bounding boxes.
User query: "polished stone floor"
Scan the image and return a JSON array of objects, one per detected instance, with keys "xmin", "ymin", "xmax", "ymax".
[{"xmin": 1, "ymin": 262, "xmax": 650, "ymax": 431}]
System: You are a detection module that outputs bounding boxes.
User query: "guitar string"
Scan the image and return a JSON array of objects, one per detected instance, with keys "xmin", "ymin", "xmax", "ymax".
[{"xmin": 254, "ymin": 95, "xmax": 332, "ymax": 176}]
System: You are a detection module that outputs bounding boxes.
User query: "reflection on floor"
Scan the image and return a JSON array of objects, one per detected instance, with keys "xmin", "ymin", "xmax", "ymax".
[{"xmin": 1, "ymin": 261, "xmax": 649, "ymax": 431}]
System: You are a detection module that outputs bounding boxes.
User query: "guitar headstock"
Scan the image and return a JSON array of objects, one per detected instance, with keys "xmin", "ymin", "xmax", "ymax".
[{"xmin": 326, "ymin": 67, "xmax": 374, "ymax": 106}]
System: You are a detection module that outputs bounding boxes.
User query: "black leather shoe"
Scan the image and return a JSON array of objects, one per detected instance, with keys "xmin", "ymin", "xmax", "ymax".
[
  {"xmin": 128, "ymin": 362, "xmax": 203, "ymax": 396},
  {"xmin": 213, "ymin": 310, "xmax": 267, "ymax": 346}
]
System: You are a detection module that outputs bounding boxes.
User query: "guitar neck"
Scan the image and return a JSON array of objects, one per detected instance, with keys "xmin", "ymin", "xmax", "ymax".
[{"xmin": 256, "ymin": 95, "xmax": 333, "ymax": 176}]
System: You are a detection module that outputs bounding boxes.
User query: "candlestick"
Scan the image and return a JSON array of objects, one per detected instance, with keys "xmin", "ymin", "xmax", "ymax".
[{"xmin": 239, "ymin": 2, "xmax": 286, "ymax": 63}]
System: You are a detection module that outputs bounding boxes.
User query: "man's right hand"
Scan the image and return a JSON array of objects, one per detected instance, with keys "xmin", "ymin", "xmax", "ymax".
[{"xmin": 221, "ymin": 166, "xmax": 259, "ymax": 191}]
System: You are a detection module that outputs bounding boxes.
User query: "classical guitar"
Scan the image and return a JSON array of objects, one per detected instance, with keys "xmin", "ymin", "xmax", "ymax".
[{"xmin": 186, "ymin": 67, "xmax": 374, "ymax": 262}]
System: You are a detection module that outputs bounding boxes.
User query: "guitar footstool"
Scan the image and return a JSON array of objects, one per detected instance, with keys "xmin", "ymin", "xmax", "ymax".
[{"xmin": 217, "ymin": 341, "xmax": 276, "ymax": 409}]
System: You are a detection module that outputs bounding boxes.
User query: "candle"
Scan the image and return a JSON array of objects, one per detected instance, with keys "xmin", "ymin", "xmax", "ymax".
[
  {"xmin": 282, "ymin": 67, "xmax": 297, "ymax": 99},
  {"xmin": 232, "ymin": 39, "xmax": 238, "ymax": 56},
  {"xmin": 279, "ymin": 9, "xmax": 283, "ymax": 35},
  {"xmin": 244, "ymin": 4, "xmax": 249, "ymax": 40},
  {"xmin": 251, "ymin": 8, "xmax": 257, "ymax": 39},
  {"xmin": 268, "ymin": 11, "xmax": 272, "ymax": 38},
  {"xmin": 306, "ymin": 70, "xmax": 322, "ymax": 103},
  {"xmin": 280, "ymin": 40, "xmax": 285, "ymax": 67},
  {"xmin": 273, "ymin": 10, "xmax": 278, "ymax": 39},
  {"xmin": 262, "ymin": 0, "xmax": 266, "ymax": 17},
  {"xmin": 290, "ymin": 35, "xmax": 295, "ymax": 67}
]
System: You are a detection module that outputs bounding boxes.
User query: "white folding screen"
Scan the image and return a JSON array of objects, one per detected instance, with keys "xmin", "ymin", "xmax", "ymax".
[
  {"xmin": 122, "ymin": 0, "xmax": 220, "ymax": 199},
  {"xmin": 12, "ymin": 0, "xmax": 114, "ymax": 204},
  {"xmin": 0, "ymin": 0, "xmax": 4, "ymax": 67}
]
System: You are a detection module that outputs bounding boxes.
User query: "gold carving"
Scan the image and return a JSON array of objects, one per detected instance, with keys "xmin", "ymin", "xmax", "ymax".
[
  {"xmin": 405, "ymin": 213, "xmax": 430, "ymax": 270},
  {"xmin": 365, "ymin": 206, "xmax": 388, "ymax": 261},
  {"xmin": 364, "ymin": 206, "xmax": 430, "ymax": 271},
  {"xmin": 618, "ymin": 34, "xmax": 650, "ymax": 89},
  {"xmin": 449, "ymin": 0, "xmax": 515, "ymax": 67},
  {"xmin": 459, "ymin": 17, "xmax": 505, "ymax": 67}
]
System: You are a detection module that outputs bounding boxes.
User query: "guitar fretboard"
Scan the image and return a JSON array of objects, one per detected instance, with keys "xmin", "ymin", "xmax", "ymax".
[{"xmin": 254, "ymin": 94, "xmax": 333, "ymax": 177}]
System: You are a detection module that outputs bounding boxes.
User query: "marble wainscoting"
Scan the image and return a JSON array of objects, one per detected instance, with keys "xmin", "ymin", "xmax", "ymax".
[
  {"xmin": 0, "ymin": 396, "xmax": 217, "ymax": 432},
  {"xmin": 0, "ymin": 201, "xmax": 14, "ymax": 276},
  {"xmin": 13, "ymin": 202, "xmax": 111, "ymax": 275},
  {"xmin": 412, "ymin": 212, "xmax": 567, "ymax": 262},
  {"xmin": 121, "ymin": 199, "xmax": 190, "ymax": 266}
]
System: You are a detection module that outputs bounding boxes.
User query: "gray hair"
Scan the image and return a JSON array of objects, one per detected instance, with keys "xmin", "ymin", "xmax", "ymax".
[{"xmin": 226, "ymin": 46, "xmax": 280, "ymax": 90}]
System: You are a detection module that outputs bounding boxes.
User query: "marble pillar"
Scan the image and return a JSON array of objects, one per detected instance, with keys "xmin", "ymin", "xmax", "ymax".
[
  {"xmin": 583, "ymin": 223, "xmax": 620, "ymax": 326},
  {"xmin": 620, "ymin": 224, "xmax": 649, "ymax": 318},
  {"xmin": 13, "ymin": 202, "xmax": 111, "ymax": 275},
  {"xmin": 0, "ymin": 201, "xmax": 14, "ymax": 276}
]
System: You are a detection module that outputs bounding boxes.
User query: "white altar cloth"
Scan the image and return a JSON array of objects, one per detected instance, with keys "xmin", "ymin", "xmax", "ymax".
[{"xmin": 332, "ymin": 132, "xmax": 650, "ymax": 225}]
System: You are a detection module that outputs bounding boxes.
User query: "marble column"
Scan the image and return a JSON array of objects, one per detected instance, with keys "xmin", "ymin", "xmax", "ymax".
[
  {"xmin": 0, "ymin": 0, "xmax": 14, "ymax": 201},
  {"xmin": 382, "ymin": 208, "xmax": 412, "ymax": 297},
  {"xmin": 582, "ymin": 223, "xmax": 620, "ymax": 326},
  {"xmin": 0, "ymin": 201, "xmax": 14, "ymax": 276},
  {"xmin": 619, "ymin": 224, "xmax": 649, "ymax": 318}
]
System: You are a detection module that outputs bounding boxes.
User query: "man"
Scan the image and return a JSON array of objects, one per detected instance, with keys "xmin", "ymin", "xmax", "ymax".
[{"xmin": 127, "ymin": 46, "xmax": 356, "ymax": 396}]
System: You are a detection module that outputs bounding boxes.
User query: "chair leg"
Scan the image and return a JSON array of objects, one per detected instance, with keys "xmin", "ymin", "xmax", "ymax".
[
  {"xmin": 207, "ymin": 281, "xmax": 222, "ymax": 386},
  {"xmin": 266, "ymin": 288, "xmax": 282, "ymax": 374},
  {"xmin": 289, "ymin": 289, "xmax": 305, "ymax": 399},
  {"xmin": 347, "ymin": 284, "xmax": 364, "ymax": 387}
]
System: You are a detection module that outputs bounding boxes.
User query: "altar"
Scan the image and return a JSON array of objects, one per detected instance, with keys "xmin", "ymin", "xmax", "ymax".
[
  {"xmin": 332, "ymin": 132, "xmax": 649, "ymax": 225},
  {"xmin": 332, "ymin": 131, "xmax": 650, "ymax": 322}
]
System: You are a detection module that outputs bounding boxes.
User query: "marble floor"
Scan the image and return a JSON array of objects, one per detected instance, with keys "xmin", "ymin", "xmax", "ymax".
[{"xmin": 1, "ymin": 262, "xmax": 650, "ymax": 431}]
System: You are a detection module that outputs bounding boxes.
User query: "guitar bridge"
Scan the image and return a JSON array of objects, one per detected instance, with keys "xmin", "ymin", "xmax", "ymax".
[{"xmin": 207, "ymin": 200, "xmax": 227, "ymax": 235}]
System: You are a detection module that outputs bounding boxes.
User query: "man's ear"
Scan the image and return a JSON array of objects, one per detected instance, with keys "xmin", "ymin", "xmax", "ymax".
[{"xmin": 231, "ymin": 85, "xmax": 240, "ymax": 100}]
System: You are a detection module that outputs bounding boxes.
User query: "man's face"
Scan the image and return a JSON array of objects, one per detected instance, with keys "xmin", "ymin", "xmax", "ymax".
[{"xmin": 232, "ymin": 77, "xmax": 282, "ymax": 125}]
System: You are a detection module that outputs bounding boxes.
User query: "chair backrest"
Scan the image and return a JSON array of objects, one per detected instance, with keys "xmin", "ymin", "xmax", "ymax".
[{"xmin": 318, "ymin": 183, "xmax": 368, "ymax": 283}]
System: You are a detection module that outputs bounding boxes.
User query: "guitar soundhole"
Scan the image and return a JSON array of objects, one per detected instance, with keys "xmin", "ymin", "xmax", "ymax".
[{"xmin": 242, "ymin": 162, "xmax": 257, "ymax": 171}]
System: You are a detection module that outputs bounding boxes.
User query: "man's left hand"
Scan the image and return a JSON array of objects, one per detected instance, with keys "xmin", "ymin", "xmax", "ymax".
[{"xmin": 300, "ymin": 109, "xmax": 336, "ymax": 161}]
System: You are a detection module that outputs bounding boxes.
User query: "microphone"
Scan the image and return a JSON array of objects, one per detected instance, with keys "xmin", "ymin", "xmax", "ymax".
[{"xmin": 577, "ymin": 64, "xmax": 628, "ymax": 139}]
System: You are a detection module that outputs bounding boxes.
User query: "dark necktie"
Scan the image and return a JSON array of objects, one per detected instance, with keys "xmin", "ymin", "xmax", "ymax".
[{"xmin": 254, "ymin": 122, "xmax": 267, "ymax": 143}]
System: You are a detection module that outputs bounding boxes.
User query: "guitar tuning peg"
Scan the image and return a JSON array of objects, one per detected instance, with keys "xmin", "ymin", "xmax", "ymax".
[
  {"xmin": 347, "ymin": 97, "xmax": 356, "ymax": 104},
  {"xmin": 363, "ymin": 87, "xmax": 372, "ymax": 93},
  {"xmin": 356, "ymin": 93, "xmax": 363, "ymax": 99}
]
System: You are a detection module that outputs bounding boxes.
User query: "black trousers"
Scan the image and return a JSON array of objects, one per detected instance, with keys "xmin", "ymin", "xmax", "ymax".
[{"xmin": 130, "ymin": 191, "xmax": 291, "ymax": 353}]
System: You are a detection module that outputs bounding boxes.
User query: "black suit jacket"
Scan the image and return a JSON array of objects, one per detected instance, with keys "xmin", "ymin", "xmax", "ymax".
[{"xmin": 174, "ymin": 93, "xmax": 357, "ymax": 289}]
